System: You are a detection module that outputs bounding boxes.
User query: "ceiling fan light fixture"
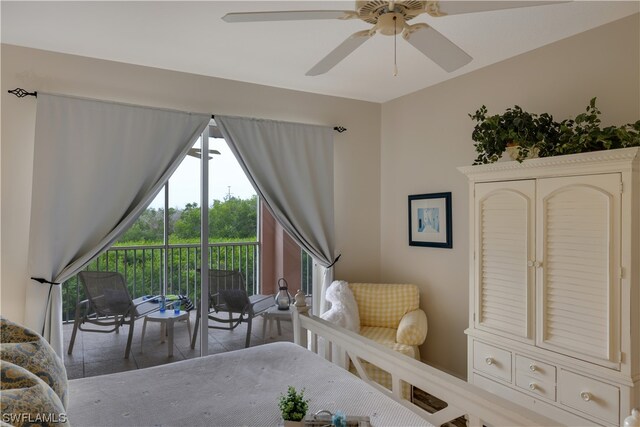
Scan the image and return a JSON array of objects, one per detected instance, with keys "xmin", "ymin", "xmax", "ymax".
[{"xmin": 377, "ymin": 12, "xmax": 406, "ymax": 35}]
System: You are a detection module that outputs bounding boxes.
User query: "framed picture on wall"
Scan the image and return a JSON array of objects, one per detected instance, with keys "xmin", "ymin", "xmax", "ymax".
[{"xmin": 408, "ymin": 192, "xmax": 452, "ymax": 248}]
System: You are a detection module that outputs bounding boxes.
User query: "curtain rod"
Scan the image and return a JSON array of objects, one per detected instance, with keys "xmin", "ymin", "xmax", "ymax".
[
  {"xmin": 210, "ymin": 115, "xmax": 346, "ymax": 133},
  {"xmin": 8, "ymin": 88, "xmax": 347, "ymax": 133},
  {"xmin": 211, "ymin": 114, "xmax": 347, "ymax": 133}
]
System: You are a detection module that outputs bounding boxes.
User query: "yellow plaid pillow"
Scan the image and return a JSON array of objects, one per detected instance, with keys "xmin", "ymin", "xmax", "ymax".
[{"xmin": 349, "ymin": 283, "xmax": 420, "ymax": 329}]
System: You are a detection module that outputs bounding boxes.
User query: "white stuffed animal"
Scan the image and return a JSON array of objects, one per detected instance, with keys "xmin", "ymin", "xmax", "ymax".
[{"xmin": 321, "ymin": 280, "xmax": 360, "ymax": 333}]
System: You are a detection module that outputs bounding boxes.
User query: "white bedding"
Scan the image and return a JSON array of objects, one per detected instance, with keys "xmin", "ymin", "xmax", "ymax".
[{"xmin": 67, "ymin": 342, "xmax": 431, "ymax": 427}]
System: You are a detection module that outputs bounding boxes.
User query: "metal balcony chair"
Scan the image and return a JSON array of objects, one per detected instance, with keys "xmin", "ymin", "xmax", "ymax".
[
  {"xmin": 67, "ymin": 271, "xmax": 159, "ymax": 359},
  {"xmin": 190, "ymin": 269, "xmax": 273, "ymax": 349}
]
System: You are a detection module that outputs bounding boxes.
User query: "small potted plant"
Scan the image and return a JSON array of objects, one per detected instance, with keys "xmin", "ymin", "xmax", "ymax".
[
  {"xmin": 278, "ymin": 385, "xmax": 309, "ymax": 426},
  {"xmin": 469, "ymin": 105, "xmax": 544, "ymax": 164}
]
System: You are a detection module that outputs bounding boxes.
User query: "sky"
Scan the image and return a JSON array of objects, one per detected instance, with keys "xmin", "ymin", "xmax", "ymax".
[{"xmin": 148, "ymin": 136, "xmax": 256, "ymax": 209}]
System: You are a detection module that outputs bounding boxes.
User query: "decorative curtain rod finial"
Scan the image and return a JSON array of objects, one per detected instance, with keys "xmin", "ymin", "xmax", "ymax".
[
  {"xmin": 8, "ymin": 88, "xmax": 37, "ymax": 98},
  {"xmin": 333, "ymin": 126, "xmax": 347, "ymax": 133}
]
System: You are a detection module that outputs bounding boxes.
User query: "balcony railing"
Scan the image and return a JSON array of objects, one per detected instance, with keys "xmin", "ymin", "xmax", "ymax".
[
  {"xmin": 63, "ymin": 242, "xmax": 316, "ymax": 322},
  {"xmin": 62, "ymin": 242, "xmax": 259, "ymax": 322}
]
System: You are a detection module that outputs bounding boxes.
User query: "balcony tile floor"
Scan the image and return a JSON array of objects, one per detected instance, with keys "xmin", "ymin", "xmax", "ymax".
[{"xmin": 63, "ymin": 310, "xmax": 293, "ymax": 379}]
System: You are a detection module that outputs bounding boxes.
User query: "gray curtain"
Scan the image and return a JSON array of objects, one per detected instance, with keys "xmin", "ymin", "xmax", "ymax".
[
  {"xmin": 215, "ymin": 116, "xmax": 337, "ymax": 314},
  {"xmin": 26, "ymin": 93, "xmax": 210, "ymax": 357}
]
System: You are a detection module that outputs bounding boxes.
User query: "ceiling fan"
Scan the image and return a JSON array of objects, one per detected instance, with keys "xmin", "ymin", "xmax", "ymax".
[
  {"xmin": 222, "ymin": 1, "xmax": 563, "ymax": 76},
  {"xmin": 187, "ymin": 125, "xmax": 223, "ymax": 159},
  {"xmin": 187, "ymin": 147, "xmax": 220, "ymax": 160}
]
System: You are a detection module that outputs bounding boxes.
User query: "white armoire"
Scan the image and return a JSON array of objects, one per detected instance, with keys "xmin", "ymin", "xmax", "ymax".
[{"xmin": 459, "ymin": 147, "xmax": 639, "ymax": 426}]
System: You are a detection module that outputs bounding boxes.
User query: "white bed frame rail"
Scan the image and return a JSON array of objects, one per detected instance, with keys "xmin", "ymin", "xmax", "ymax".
[{"xmin": 293, "ymin": 305, "xmax": 556, "ymax": 427}]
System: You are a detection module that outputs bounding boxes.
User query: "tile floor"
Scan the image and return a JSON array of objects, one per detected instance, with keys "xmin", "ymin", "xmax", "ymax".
[{"xmin": 63, "ymin": 310, "xmax": 294, "ymax": 379}]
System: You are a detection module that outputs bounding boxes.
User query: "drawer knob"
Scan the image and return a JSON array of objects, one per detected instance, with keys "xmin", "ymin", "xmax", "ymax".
[
  {"xmin": 485, "ymin": 357, "xmax": 494, "ymax": 366},
  {"xmin": 529, "ymin": 364, "xmax": 537, "ymax": 372},
  {"xmin": 580, "ymin": 391, "xmax": 592, "ymax": 402},
  {"xmin": 527, "ymin": 260, "xmax": 535, "ymax": 267},
  {"xmin": 529, "ymin": 383, "xmax": 537, "ymax": 391}
]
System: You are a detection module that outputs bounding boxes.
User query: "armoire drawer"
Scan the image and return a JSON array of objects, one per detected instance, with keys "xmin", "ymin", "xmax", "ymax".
[
  {"xmin": 558, "ymin": 369, "xmax": 619, "ymax": 425},
  {"xmin": 515, "ymin": 371, "xmax": 556, "ymax": 401},
  {"xmin": 515, "ymin": 355, "xmax": 556, "ymax": 384},
  {"xmin": 473, "ymin": 341, "xmax": 511, "ymax": 382}
]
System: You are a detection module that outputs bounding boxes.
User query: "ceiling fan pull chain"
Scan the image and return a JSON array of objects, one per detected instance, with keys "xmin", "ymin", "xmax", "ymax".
[{"xmin": 393, "ymin": 15, "xmax": 398, "ymax": 76}]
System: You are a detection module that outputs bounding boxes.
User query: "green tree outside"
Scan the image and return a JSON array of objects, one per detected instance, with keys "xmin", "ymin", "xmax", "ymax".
[
  {"xmin": 116, "ymin": 195, "xmax": 258, "ymax": 244},
  {"xmin": 62, "ymin": 196, "xmax": 260, "ymax": 321},
  {"xmin": 172, "ymin": 202, "xmax": 200, "ymax": 241},
  {"xmin": 208, "ymin": 195, "xmax": 257, "ymax": 240}
]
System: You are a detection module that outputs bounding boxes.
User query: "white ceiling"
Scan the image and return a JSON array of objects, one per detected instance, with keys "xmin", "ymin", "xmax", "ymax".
[{"xmin": 2, "ymin": 1, "xmax": 638, "ymax": 103}]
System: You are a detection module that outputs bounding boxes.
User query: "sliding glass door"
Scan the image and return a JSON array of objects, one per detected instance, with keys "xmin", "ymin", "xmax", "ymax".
[{"xmin": 61, "ymin": 127, "xmax": 259, "ymax": 323}]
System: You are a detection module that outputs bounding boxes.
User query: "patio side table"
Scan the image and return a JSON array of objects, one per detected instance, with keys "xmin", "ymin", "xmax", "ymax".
[
  {"xmin": 261, "ymin": 296, "xmax": 312, "ymax": 339},
  {"xmin": 141, "ymin": 310, "xmax": 191, "ymax": 357},
  {"xmin": 261, "ymin": 305, "xmax": 290, "ymax": 339}
]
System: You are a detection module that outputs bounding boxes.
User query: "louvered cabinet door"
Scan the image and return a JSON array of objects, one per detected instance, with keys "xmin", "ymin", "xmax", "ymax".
[
  {"xmin": 475, "ymin": 180, "xmax": 535, "ymax": 341},
  {"xmin": 536, "ymin": 174, "xmax": 621, "ymax": 367}
]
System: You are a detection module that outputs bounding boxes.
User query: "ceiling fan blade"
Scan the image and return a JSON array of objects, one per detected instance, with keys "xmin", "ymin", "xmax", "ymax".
[
  {"xmin": 430, "ymin": 1, "xmax": 567, "ymax": 16},
  {"xmin": 188, "ymin": 148, "xmax": 221, "ymax": 160},
  {"xmin": 306, "ymin": 30, "xmax": 372, "ymax": 76},
  {"xmin": 222, "ymin": 10, "xmax": 352, "ymax": 23},
  {"xmin": 403, "ymin": 24, "xmax": 472, "ymax": 72}
]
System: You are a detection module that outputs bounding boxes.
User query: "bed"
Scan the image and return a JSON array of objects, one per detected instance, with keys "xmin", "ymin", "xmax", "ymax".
[
  {"xmin": 64, "ymin": 304, "xmax": 560, "ymax": 427},
  {"xmin": 67, "ymin": 341, "xmax": 429, "ymax": 426}
]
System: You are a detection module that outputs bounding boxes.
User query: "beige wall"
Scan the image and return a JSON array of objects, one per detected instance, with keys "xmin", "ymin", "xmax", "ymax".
[
  {"xmin": 0, "ymin": 45, "xmax": 382, "ymax": 322},
  {"xmin": 380, "ymin": 14, "xmax": 640, "ymax": 378}
]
